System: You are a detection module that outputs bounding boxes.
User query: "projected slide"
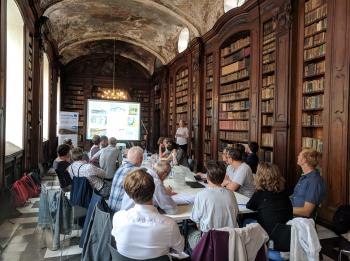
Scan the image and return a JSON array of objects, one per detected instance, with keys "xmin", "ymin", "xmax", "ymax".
[{"xmin": 86, "ymin": 99, "xmax": 140, "ymax": 140}]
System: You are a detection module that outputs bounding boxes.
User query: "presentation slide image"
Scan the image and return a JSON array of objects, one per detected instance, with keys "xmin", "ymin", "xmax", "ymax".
[{"xmin": 87, "ymin": 99, "xmax": 140, "ymax": 140}]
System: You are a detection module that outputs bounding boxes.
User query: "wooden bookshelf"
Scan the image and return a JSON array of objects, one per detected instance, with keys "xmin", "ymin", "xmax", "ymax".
[
  {"xmin": 168, "ymin": 82, "xmax": 175, "ymax": 135},
  {"xmin": 260, "ymin": 19, "xmax": 276, "ymax": 163},
  {"xmin": 175, "ymin": 68, "xmax": 189, "ymax": 124},
  {"xmin": 190, "ymin": 68, "xmax": 196, "ymax": 159},
  {"xmin": 131, "ymin": 89, "xmax": 150, "ymax": 141},
  {"xmin": 204, "ymin": 54, "xmax": 213, "ymax": 165},
  {"xmin": 218, "ymin": 33, "xmax": 251, "ymax": 156},
  {"xmin": 301, "ymin": 0, "xmax": 327, "ymax": 153}
]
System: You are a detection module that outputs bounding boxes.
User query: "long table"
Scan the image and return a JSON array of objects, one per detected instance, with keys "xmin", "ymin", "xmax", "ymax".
[{"xmin": 164, "ymin": 177, "xmax": 253, "ymax": 222}]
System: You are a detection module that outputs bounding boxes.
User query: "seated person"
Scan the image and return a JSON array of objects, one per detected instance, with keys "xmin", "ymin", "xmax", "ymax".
[
  {"xmin": 292, "ymin": 148, "xmax": 326, "ymax": 218},
  {"xmin": 121, "ymin": 161, "xmax": 177, "ymax": 214},
  {"xmin": 245, "ymin": 141, "xmax": 259, "ymax": 174},
  {"xmin": 52, "ymin": 144, "xmax": 72, "ymax": 190},
  {"xmin": 247, "ymin": 162, "xmax": 293, "ymax": 249},
  {"xmin": 108, "ymin": 146, "xmax": 143, "ymax": 212},
  {"xmin": 162, "ymin": 142, "xmax": 189, "ymax": 168},
  {"xmin": 68, "ymin": 147, "xmax": 111, "ymax": 197},
  {"xmin": 221, "ymin": 147, "xmax": 255, "ymax": 198},
  {"xmin": 189, "ymin": 160, "xmax": 239, "ymax": 249},
  {"xmin": 159, "ymin": 137, "xmax": 171, "ymax": 158},
  {"xmin": 112, "ymin": 169, "xmax": 184, "ymax": 259},
  {"xmin": 89, "ymin": 134, "xmax": 101, "ymax": 167}
]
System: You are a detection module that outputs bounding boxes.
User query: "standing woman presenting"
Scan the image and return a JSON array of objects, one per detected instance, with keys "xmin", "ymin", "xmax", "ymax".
[{"xmin": 175, "ymin": 120, "xmax": 189, "ymax": 154}]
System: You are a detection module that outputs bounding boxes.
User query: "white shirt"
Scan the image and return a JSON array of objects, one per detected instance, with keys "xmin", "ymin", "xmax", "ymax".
[
  {"xmin": 112, "ymin": 204, "xmax": 184, "ymax": 259},
  {"xmin": 226, "ymin": 165, "xmax": 235, "ymax": 180},
  {"xmin": 121, "ymin": 168, "xmax": 177, "ymax": 214},
  {"xmin": 191, "ymin": 187, "xmax": 239, "ymax": 232},
  {"xmin": 229, "ymin": 162, "xmax": 255, "ymax": 198},
  {"xmin": 176, "ymin": 127, "xmax": 189, "ymax": 145}
]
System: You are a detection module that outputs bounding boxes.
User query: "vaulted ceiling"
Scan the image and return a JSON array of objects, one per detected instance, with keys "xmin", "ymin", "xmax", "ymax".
[{"xmin": 39, "ymin": 0, "xmax": 225, "ymax": 74}]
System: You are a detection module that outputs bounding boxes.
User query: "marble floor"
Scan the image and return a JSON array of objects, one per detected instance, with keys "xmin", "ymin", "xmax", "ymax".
[{"xmin": 0, "ymin": 174, "xmax": 348, "ymax": 261}]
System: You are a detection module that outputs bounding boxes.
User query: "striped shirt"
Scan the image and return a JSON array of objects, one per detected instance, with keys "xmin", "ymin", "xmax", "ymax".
[{"xmin": 108, "ymin": 161, "xmax": 137, "ymax": 212}]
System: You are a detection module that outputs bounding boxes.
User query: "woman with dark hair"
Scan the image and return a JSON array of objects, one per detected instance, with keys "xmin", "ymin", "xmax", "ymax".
[
  {"xmin": 53, "ymin": 144, "xmax": 72, "ymax": 190},
  {"xmin": 162, "ymin": 141, "xmax": 189, "ymax": 168}
]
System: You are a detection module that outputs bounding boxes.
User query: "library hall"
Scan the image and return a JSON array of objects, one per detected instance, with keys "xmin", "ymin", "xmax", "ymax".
[{"xmin": 1, "ymin": 0, "xmax": 350, "ymax": 260}]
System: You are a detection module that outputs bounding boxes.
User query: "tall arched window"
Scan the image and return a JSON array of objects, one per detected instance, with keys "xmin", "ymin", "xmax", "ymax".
[
  {"xmin": 178, "ymin": 27, "xmax": 189, "ymax": 53},
  {"xmin": 43, "ymin": 53, "xmax": 50, "ymax": 141},
  {"xmin": 224, "ymin": 0, "xmax": 246, "ymax": 12},
  {"xmin": 6, "ymin": 0, "xmax": 24, "ymax": 149}
]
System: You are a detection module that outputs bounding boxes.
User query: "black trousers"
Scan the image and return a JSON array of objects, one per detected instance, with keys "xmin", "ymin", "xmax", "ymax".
[{"xmin": 178, "ymin": 143, "xmax": 188, "ymax": 154}]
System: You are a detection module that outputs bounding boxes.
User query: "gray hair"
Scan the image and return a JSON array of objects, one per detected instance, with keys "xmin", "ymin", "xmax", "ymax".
[
  {"xmin": 153, "ymin": 161, "xmax": 171, "ymax": 175},
  {"xmin": 127, "ymin": 146, "xmax": 143, "ymax": 165}
]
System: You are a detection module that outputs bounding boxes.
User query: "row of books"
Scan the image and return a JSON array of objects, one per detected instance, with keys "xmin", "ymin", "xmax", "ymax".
[
  {"xmin": 302, "ymin": 112, "xmax": 322, "ymax": 126},
  {"xmin": 206, "ymin": 100, "xmax": 212, "ymax": 108},
  {"xmin": 221, "ymin": 36, "xmax": 250, "ymax": 57},
  {"xmin": 219, "ymin": 131, "xmax": 249, "ymax": 142},
  {"xmin": 206, "ymin": 76, "xmax": 214, "ymax": 83},
  {"xmin": 206, "ymin": 91, "xmax": 213, "ymax": 99},
  {"xmin": 219, "ymin": 120, "xmax": 249, "ymax": 131},
  {"xmin": 175, "ymin": 83, "xmax": 188, "ymax": 92},
  {"xmin": 204, "ymin": 142, "xmax": 211, "ymax": 154},
  {"xmin": 302, "ymin": 137, "xmax": 323, "ymax": 152},
  {"xmin": 304, "ymin": 60, "xmax": 325, "ymax": 77},
  {"xmin": 263, "ymin": 63, "xmax": 275, "ymax": 74},
  {"xmin": 221, "ymin": 79, "xmax": 250, "ymax": 94},
  {"xmin": 220, "ymin": 89, "xmax": 249, "ymax": 102},
  {"xmin": 262, "ymin": 115, "xmax": 273, "ymax": 126},
  {"xmin": 207, "ymin": 55, "xmax": 213, "ymax": 63},
  {"xmin": 303, "ymin": 94, "xmax": 324, "ymax": 110},
  {"xmin": 262, "ymin": 100, "xmax": 274, "ymax": 113},
  {"xmin": 205, "ymin": 117, "xmax": 212, "ymax": 125},
  {"xmin": 305, "ymin": 0, "xmax": 324, "ymax": 13},
  {"xmin": 220, "ymin": 101, "xmax": 249, "ymax": 112},
  {"xmin": 221, "ymin": 57, "xmax": 250, "ymax": 76},
  {"xmin": 220, "ymin": 68, "xmax": 249, "ymax": 84},
  {"xmin": 206, "ymin": 108, "xmax": 212, "ymax": 117},
  {"xmin": 176, "ymin": 104, "xmax": 188, "ymax": 113},
  {"xmin": 263, "ymin": 75, "xmax": 275, "ymax": 87},
  {"xmin": 221, "ymin": 47, "xmax": 251, "ymax": 66},
  {"xmin": 175, "ymin": 69, "xmax": 188, "ymax": 80},
  {"xmin": 304, "ymin": 43, "xmax": 326, "ymax": 60},
  {"xmin": 305, "ymin": 18, "xmax": 327, "ymax": 37},
  {"xmin": 303, "ymin": 78, "xmax": 324, "ymax": 93},
  {"xmin": 305, "ymin": 3, "xmax": 327, "ymax": 25},
  {"xmin": 263, "ymin": 20, "xmax": 276, "ymax": 36},
  {"xmin": 176, "ymin": 96, "xmax": 188, "ymax": 104},
  {"xmin": 176, "ymin": 77, "xmax": 188, "ymax": 85},
  {"xmin": 263, "ymin": 52, "xmax": 275, "ymax": 65},
  {"xmin": 175, "ymin": 90, "xmax": 188, "ymax": 98},
  {"xmin": 259, "ymin": 150, "xmax": 273, "ymax": 163},
  {"xmin": 262, "ymin": 87, "xmax": 274, "ymax": 99},
  {"xmin": 63, "ymin": 100, "xmax": 84, "ymax": 105},
  {"xmin": 304, "ymin": 32, "xmax": 326, "ymax": 49},
  {"xmin": 176, "ymin": 113, "xmax": 187, "ymax": 122},
  {"xmin": 64, "ymin": 90, "xmax": 84, "ymax": 96},
  {"xmin": 262, "ymin": 34, "xmax": 275, "ymax": 46},
  {"xmin": 206, "ymin": 82, "xmax": 213, "ymax": 90},
  {"xmin": 262, "ymin": 41, "xmax": 275, "ymax": 55},
  {"xmin": 219, "ymin": 111, "xmax": 249, "ymax": 120},
  {"xmin": 262, "ymin": 133, "xmax": 274, "ymax": 147},
  {"xmin": 205, "ymin": 130, "xmax": 211, "ymax": 139}
]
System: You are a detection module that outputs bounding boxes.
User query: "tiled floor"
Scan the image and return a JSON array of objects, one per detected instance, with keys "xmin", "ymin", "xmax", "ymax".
[{"xmin": 0, "ymin": 174, "xmax": 348, "ymax": 260}]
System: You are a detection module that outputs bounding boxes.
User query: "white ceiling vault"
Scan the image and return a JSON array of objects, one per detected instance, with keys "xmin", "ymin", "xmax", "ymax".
[{"xmin": 38, "ymin": 0, "xmax": 226, "ymax": 74}]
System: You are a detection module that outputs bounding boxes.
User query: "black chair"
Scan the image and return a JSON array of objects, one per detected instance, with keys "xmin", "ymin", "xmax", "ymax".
[{"xmin": 108, "ymin": 244, "xmax": 170, "ymax": 261}]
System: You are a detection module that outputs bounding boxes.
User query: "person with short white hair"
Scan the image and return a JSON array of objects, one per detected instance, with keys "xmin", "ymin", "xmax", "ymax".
[
  {"xmin": 108, "ymin": 146, "xmax": 143, "ymax": 212},
  {"xmin": 121, "ymin": 161, "xmax": 177, "ymax": 214}
]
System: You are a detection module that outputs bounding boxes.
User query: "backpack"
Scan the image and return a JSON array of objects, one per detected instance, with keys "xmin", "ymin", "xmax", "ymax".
[
  {"xmin": 21, "ymin": 175, "xmax": 41, "ymax": 198},
  {"xmin": 12, "ymin": 179, "xmax": 30, "ymax": 206},
  {"xmin": 332, "ymin": 205, "xmax": 350, "ymax": 234}
]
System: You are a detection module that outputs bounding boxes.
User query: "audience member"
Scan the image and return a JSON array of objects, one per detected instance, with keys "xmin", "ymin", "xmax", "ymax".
[
  {"xmin": 189, "ymin": 160, "xmax": 239, "ymax": 249},
  {"xmin": 121, "ymin": 161, "xmax": 177, "ymax": 214},
  {"xmin": 112, "ymin": 169, "xmax": 184, "ymax": 259},
  {"xmin": 159, "ymin": 137, "xmax": 170, "ymax": 158},
  {"xmin": 89, "ymin": 135, "xmax": 100, "ymax": 167},
  {"xmin": 247, "ymin": 162, "xmax": 293, "ymax": 236},
  {"xmin": 68, "ymin": 147, "xmax": 111, "ymax": 197},
  {"xmin": 100, "ymin": 135, "xmax": 109, "ymax": 149},
  {"xmin": 175, "ymin": 120, "xmax": 189, "ymax": 153},
  {"xmin": 52, "ymin": 144, "xmax": 72, "ymax": 190},
  {"xmin": 63, "ymin": 138, "xmax": 74, "ymax": 149},
  {"xmin": 292, "ymin": 149, "xmax": 326, "ymax": 218},
  {"xmin": 163, "ymin": 141, "xmax": 189, "ymax": 168},
  {"xmin": 246, "ymin": 142, "xmax": 259, "ymax": 173},
  {"xmin": 222, "ymin": 146, "xmax": 234, "ymax": 178},
  {"xmin": 98, "ymin": 137, "xmax": 122, "ymax": 180},
  {"xmin": 222, "ymin": 147, "xmax": 255, "ymax": 198},
  {"xmin": 108, "ymin": 146, "xmax": 143, "ymax": 212}
]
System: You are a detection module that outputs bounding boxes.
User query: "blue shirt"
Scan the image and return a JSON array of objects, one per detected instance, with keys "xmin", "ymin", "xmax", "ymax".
[
  {"xmin": 108, "ymin": 161, "xmax": 137, "ymax": 212},
  {"xmin": 291, "ymin": 170, "xmax": 326, "ymax": 208}
]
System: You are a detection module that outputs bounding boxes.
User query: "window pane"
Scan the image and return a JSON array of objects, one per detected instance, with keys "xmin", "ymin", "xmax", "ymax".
[{"xmin": 6, "ymin": 0, "xmax": 24, "ymax": 148}]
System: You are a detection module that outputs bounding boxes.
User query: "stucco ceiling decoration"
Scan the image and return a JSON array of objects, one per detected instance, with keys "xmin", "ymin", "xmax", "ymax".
[
  {"xmin": 61, "ymin": 40, "xmax": 156, "ymax": 75},
  {"xmin": 40, "ymin": 0, "xmax": 224, "ymax": 70}
]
